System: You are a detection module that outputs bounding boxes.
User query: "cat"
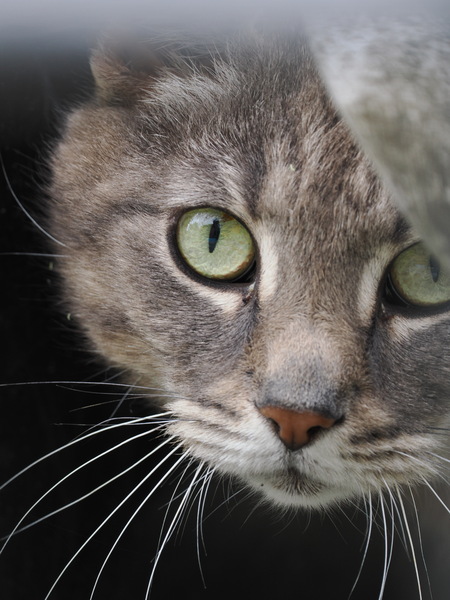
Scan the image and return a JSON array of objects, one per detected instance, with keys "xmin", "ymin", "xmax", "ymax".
[
  {"xmin": 49, "ymin": 31, "xmax": 450, "ymax": 508},
  {"xmin": 2, "ymin": 27, "xmax": 450, "ymax": 600}
]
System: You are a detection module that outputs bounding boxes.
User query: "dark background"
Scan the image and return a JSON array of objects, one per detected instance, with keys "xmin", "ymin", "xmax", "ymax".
[{"xmin": 0, "ymin": 31, "xmax": 449, "ymax": 600}]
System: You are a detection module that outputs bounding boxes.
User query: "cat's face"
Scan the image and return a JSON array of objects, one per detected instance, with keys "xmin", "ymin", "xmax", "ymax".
[{"xmin": 49, "ymin": 36, "xmax": 450, "ymax": 509}]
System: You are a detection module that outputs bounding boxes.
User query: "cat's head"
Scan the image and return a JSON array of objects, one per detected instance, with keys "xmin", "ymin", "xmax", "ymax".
[{"xmin": 49, "ymin": 34, "xmax": 450, "ymax": 509}]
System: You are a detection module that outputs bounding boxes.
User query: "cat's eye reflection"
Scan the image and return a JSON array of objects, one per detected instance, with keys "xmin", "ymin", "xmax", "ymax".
[
  {"xmin": 387, "ymin": 242, "xmax": 450, "ymax": 308},
  {"xmin": 176, "ymin": 208, "xmax": 255, "ymax": 282}
]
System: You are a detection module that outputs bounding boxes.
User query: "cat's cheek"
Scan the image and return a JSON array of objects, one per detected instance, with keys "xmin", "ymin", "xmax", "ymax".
[
  {"xmin": 373, "ymin": 312, "xmax": 450, "ymax": 418},
  {"xmin": 164, "ymin": 396, "xmax": 281, "ymax": 466}
]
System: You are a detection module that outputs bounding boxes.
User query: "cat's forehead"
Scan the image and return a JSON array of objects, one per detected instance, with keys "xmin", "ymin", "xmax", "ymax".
[
  {"xmin": 57, "ymin": 37, "xmax": 410, "ymax": 255},
  {"xmin": 144, "ymin": 49, "xmax": 408, "ymax": 250},
  {"xmin": 161, "ymin": 109, "xmax": 407, "ymax": 255}
]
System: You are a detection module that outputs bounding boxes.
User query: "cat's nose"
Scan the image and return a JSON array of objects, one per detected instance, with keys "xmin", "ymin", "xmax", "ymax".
[{"xmin": 259, "ymin": 406, "xmax": 338, "ymax": 451}]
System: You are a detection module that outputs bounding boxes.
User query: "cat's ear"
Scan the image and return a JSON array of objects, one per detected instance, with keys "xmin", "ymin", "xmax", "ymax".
[
  {"xmin": 90, "ymin": 38, "xmax": 166, "ymax": 105},
  {"xmin": 90, "ymin": 34, "xmax": 218, "ymax": 105}
]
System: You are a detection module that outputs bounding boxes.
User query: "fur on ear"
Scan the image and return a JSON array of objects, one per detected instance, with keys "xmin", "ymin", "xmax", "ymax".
[
  {"xmin": 90, "ymin": 40, "xmax": 165, "ymax": 105},
  {"xmin": 90, "ymin": 32, "xmax": 220, "ymax": 105}
]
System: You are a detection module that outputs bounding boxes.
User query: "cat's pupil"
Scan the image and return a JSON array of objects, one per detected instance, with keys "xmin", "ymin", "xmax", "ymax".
[
  {"xmin": 429, "ymin": 255, "xmax": 440, "ymax": 283},
  {"xmin": 208, "ymin": 218, "xmax": 221, "ymax": 253}
]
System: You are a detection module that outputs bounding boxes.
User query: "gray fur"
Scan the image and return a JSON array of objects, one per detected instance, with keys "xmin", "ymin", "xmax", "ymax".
[{"xmin": 49, "ymin": 33, "xmax": 450, "ymax": 509}]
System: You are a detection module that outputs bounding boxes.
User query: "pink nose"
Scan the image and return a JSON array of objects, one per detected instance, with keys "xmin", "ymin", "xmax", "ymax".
[{"xmin": 259, "ymin": 406, "xmax": 338, "ymax": 451}]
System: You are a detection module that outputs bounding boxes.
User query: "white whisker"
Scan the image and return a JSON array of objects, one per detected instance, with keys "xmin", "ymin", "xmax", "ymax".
[
  {"xmin": 1, "ymin": 156, "xmax": 68, "ymax": 248},
  {"xmin": 109, "ymin": 381, "xmax": 135, "ymax": 419},
  {"xmin": 82, "ymin": 366, "xmax": 130, "ymax": 383},
  {"xmin": 381, "ymin": 483, "xmax": 396, "ymax": 590},
  {"xmin": 200, "ymin": 481, "xmax": 247, "ymax": 524},
  {"xmin": 44, "ymin": 440, "xmax": 182, "ymax": 600},
  {"xmin": 387, "ymin": 494, "xmax": 395, "ymax": 573},
  {"xmin": 425, "ymin": 451, "xmax": 450, "ymax": 465},
  {"xmin": 196, "ymin": 467, "xmax": 214, "ymax": 588},
  {"xmin": 393, "ymin": 451, "xmax": 449, "ymax": 484},
  {"xmin": 56, "ymin": 387, "xmax": 186, "ymax": 401},
  {"xmin": 0, "ymin": 252, "xmax": 68, "ymax": 257},
  {"xmin": 145, "ymin": 461, "xmax": 205, "ymax": 599},
  {"xmin": 0, "ymin": 380, "xmax": 180, "ymax": 392},
  {"xmin": 156, "ymin": 458, "xmax": 196, "ymax": 550},
  {"xmin": 348, "ymin": 491, "xmax": 373, "ymax": 599},
  {"xmin": 0, "ymin": 411, "xmax": 174, "ymax": 491},
  {"xmin": 396, "ymin": 487, "xmax": 423, "ymax": 600},
  {"xmin": 420, "ymin": 478, "xmax": 450, "ymax": 515},
  {"xmin": 0, "ymin": 425, "xmax": 169, "ymax": 549},
  {"xmin": 174, "ymin": 468, "xmax": 213, "ymax": 545},
  {"xmin": 89, "ymin": 448, "xmax": 190, "ymax": 600},
  {"xmin": 69, "ymin": 400, "xmax": 134, "ymax": 412},
  {"xmin": 408, "ymin": 486, "xmax": 433, "ymax": 600},
  {"xmin": 158, "ymin": 465, "xmax": 210, "ymax": 516},
  {"xmin": 65, "ymin": 415, "xmax": 174, "ymax": 446},
  {"xmin": 240, "ymin": 494, "xmax": 264, "ymax": 528},
  {"xmin": 388, "ymin": 488, "xmax": 409, "ymax": 557},
  {"xmin": 377, "ymin": 491, "xmax": 390, "ymax": 600}
]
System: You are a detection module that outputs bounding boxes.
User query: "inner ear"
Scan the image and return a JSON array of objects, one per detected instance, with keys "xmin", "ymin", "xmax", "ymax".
[{"xmin": 90, "ymin": 33, "xmax": 220, "ymax": 106}]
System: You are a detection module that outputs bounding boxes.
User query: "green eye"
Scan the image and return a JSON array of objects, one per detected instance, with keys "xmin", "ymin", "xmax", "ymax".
[
  {"xmin": 176, "ymin": 208, "xmax": 255, "ymax": 281},
  {"xmin": 388, "ymin": 242, "xmax": 450, "ymax": 307}
]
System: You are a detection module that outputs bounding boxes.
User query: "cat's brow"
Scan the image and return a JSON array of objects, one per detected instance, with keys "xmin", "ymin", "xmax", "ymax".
[{"xmin": 112, "ymin": 200, "xmax": 164, "ymax": 218}]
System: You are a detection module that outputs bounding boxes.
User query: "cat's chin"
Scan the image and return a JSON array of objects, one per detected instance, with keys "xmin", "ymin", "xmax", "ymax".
[{"xmin": 244, "ymin": 470, "xmax": 357, "ymax": 510}]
